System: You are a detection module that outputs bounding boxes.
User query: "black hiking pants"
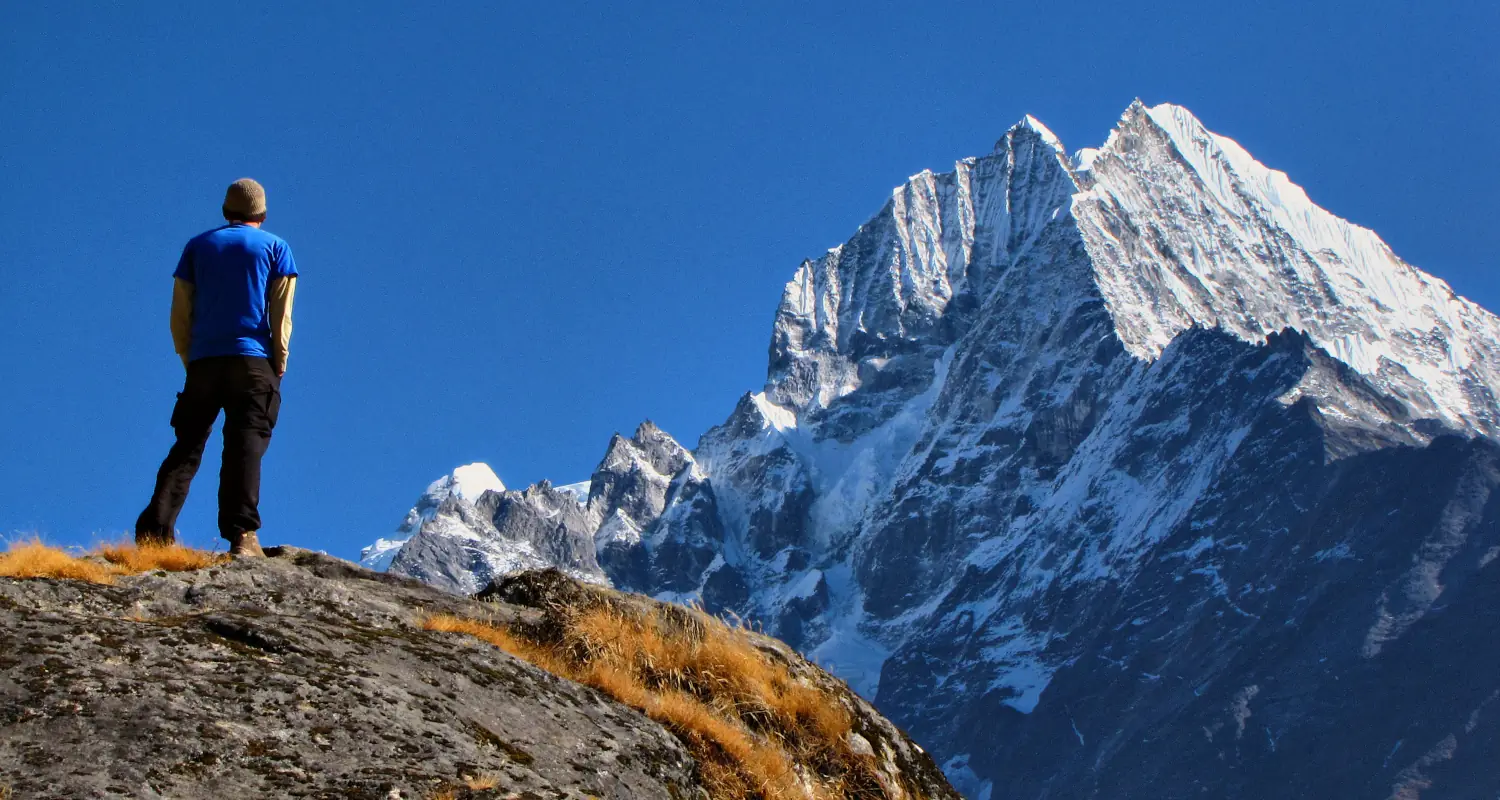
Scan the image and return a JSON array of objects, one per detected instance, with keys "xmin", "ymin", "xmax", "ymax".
[{"xmin": 136, "ymin": 356, "xmax": 282, "ymax": 541}]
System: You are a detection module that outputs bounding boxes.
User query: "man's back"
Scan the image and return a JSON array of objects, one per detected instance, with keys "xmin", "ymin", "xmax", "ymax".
[
  {"xmin": 139, "ymin": 178, "xmax": 297, "ymax": 557},
  {"xmin": 175, "ymin": 223, "xmax": 298, "ymax": 362}
]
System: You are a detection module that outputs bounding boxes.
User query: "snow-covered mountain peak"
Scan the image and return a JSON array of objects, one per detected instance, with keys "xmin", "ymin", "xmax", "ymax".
[
  {"xmin": 1008, "ymin": 113, "xmax": 1066, "ymax": 153},
  {"xmin": 425, "ymin": 462, "xmax": 506, "ymax": 503},
  {"xmin": 1076, "ymin": 101, "xmax": 1500, "ymax": 434},
  {"xmin": 1140, "ymin": 102, "xmax": 1384, "ymax": 257},
  {"xmin": 631, "ymin": 420, "xmax": 682, "ymax": 452},
  {"xmin": 595, "ymin": 422, "xmax": 692, "ymax": 481},
  {"xmin": 766, "ymin": 109, "xmax": 1079, "ymax": 415}
]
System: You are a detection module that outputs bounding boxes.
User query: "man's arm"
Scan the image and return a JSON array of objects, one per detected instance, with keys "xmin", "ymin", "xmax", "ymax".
[
  {"xmin": 268, "ymin": 276, "xmax": 296, "ymax": 376},
  {"xmin": 170, "ymin": 278, "xmax": 194, "ymax": 369}
]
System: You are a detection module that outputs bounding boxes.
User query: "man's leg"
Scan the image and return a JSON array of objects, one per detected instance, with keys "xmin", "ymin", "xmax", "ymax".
[
  {"xmin": 135, "ymin": 363, "xmax": 221, "ymax": 545},
  {"xmin": 218, "ymin": 357, "xmax": 281, "ymax": 544}
]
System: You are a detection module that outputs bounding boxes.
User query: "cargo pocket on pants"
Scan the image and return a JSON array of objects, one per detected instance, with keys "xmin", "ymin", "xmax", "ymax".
[
  {"xmin": 242, "ymin": 386, "xmax": 281, "ymax": 435},
  {"xmin": 266, "ymin": 387, "xmax": 282, "ymax": 431},
  {"xmin": 168, "ymin": 392, "xmax": 187, "ymax": 428}
]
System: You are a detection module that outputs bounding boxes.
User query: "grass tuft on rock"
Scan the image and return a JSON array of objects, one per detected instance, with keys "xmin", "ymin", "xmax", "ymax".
[
  {"xmin": 96, "ymin": 541, "xmax": 223, "ymax": 573},
  {"xmin": 424, "ymin": 601, "xmax": 894, "ymax": 800},
  {"xmin": 0, "ymin": 539, "xmax": 226, "ymax": 584}
]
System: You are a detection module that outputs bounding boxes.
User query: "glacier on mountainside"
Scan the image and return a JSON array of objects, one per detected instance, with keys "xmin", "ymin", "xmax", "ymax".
[{"xmin": 366, "ymin": 101, "xmax": 1500, "ymax": 799}]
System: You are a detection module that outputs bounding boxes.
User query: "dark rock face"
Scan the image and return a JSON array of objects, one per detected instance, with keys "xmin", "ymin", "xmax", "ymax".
[
  {"xmin": 960, "ymin": 435, "xmax": 1500, "ymax": 800},
  {"xmin": 0, "ymin": 549, "xmax": 697, "ymax": 799},
  {"xmin": 589, "ymin": 422, "xmax": 695, "ymax": 527},
  {"xmin": 488, "ymin": 483, "xmax": 600, "ymax": 570},
  {"xmin": 874, "ymin": 333, "xmax": 1500, "ymax": 798},
  {"xmin": 587, "ymin": 423, "xmax": 729, "ymax": 604}
]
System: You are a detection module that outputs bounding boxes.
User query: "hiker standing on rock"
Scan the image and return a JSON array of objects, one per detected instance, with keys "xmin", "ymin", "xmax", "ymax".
[{"xmin": 135, "ymin": 179, "xmax": 298, "ymax": 557}]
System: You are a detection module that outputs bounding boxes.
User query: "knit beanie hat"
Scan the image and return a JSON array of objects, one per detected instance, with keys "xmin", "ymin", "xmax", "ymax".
[{"xmin": 223, "ymin": 178, "xmax": 267, "ymax": 218}]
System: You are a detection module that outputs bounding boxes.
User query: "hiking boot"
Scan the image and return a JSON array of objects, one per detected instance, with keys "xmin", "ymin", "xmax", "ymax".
[
  {"xmin": 136, "ymin": 530, "xmax": 176, "ymax": 548},
  {"xmin": 227, "ymin": 530, "xmax": 266, "ymax": 558}
]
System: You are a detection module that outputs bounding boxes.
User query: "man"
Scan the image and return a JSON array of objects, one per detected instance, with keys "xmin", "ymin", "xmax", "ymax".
[{"xmin": 135, "ymin": 178, "xmax": 298, "ymax": 557}]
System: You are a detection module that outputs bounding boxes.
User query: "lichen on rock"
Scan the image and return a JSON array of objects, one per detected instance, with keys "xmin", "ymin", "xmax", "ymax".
[{"xmin": 0, "ymin": 546, "xmax": 957, "ymax": 799}]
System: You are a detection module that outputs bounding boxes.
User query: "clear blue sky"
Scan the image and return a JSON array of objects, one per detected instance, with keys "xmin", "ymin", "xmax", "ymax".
[{"xmin": 2, "ymin": 1, "xmax": 1496, "ymax": 560}]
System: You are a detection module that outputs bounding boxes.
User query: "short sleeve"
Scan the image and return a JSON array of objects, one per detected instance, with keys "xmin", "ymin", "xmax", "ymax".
[
  {"xmin": 274, "ymin": 240, "xmax": 299, "ymax": 279},
  {"xmin": 172, "ymin": 242, "xmax": 195, "ymax": 283}
]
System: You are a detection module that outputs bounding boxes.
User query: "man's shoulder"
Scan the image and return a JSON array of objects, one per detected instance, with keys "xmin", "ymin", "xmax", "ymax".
[
  {"xmin": 250, "ymin": 227, "xmax": 292, "ymax": 253},
  {"xmin": 252, "ymin": 226, "xmax": 289, "ymax": 243},
  {"xmin": 186, "ymin": 225, "xmax": 232, "ymax": 247},
  {"xmin": 190, "ymin": 225, "xmax": 290, "ymax": 248}
]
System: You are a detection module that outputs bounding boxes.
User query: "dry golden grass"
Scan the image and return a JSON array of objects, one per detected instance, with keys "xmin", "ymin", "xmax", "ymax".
[
  {"xmin": 0, "ymin": 539, "xmax": 226, "ymax": 585},
  {"xmin": 423, "ymin": 774, "xmax": 506, "ymax": 800},
  {"xmin": 96, "ymin": 541, "xmax": 223, "ymax": 573},
  {"xmin": 0, "ymin": 540, "xmax": 118, "ymax": 583},
  {"xmin": 424, "ymin": 600, "xmax": 892, "ymax": 800},
  {"xmin": 463, "ymin": 774, "xmax": 501, "ymax": 790}
]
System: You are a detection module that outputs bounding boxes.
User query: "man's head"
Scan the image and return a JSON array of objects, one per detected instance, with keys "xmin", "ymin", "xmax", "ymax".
[{"xmin": 222, "ymin": 178, "xmax": 267, "ymax": 224}]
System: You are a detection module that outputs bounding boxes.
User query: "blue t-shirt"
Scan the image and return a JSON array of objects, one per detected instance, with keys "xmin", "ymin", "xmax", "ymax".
[{"xmin": 173, "ymin": 224, "xmax": 299, "ymax": 362}]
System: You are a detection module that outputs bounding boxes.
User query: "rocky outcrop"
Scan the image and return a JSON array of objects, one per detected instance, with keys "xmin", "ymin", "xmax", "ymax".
[
  {"xmin": 0, "ymin": 549, "xmax": 955, "ymax": 799},
  {"xmin": 481, "ymin": 569, "xmax": 959, "ymax": 800}
]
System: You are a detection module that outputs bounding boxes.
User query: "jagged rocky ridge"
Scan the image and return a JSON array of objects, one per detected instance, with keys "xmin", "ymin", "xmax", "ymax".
[
  {"xmin": 366, "ymin": 102, "xmax": 1500, "ymax": 798},
  {"xmin": 0, "ymin": 549, "xmax": 955, "ymax": 798},
  {"xmin": 363, "ymin": 464, "xmax": 602, "ymax": 595}
]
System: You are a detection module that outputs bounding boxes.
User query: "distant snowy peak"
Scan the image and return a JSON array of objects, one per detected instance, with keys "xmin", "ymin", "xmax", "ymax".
[
  {"xmin": 426, "ymin": 462, "xmax": 506, "ymax": 502},
  {"xmin": 554, "ymin": 481, "xmax": 591, "ymax": 505},
  {"xmin": 357, "ymin": 463, "xmax": 506, "ymax": 572},
  {"xmin": 362, "ymin": 464, "xmax": 606, "ymax": 592},
  {"xmin": 588, "ymin": 421, "xmax": 695, "ymax": 528},
  {"xmin": 358, "ymin": 536, "xmax": 406, "ymax": 572},
  {"xmin": 1139, "ymin": 102, "xmax": 1387, "ymax": 260},
  {"xmin": 767, "ymin": 112, "xmax": 1077, "ymax": 412},
  {"xmin": 1077, "ymin": 101, "xmax": 1500, "ymax": 434},
  {"xmin": 1009, "ymin": 114, "xmax": 1066, "ymax": 154},
  {"xmin": 769, "ymin": 100, "xmax": 1500, "ymax": 435}
]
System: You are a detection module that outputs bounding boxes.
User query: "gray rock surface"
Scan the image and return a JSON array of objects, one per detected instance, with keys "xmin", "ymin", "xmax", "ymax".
[{"xmin": 0, "ymin": 548, "xmax": 699, "ymax": 799}]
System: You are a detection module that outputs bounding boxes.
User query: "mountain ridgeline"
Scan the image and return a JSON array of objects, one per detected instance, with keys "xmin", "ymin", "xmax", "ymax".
[{"xmin": 364, "ymin": 102, "xmax": 1500, "ymax": 799}]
